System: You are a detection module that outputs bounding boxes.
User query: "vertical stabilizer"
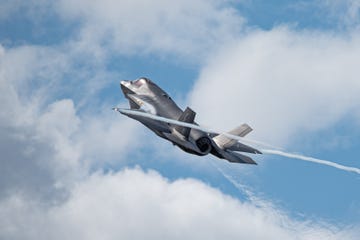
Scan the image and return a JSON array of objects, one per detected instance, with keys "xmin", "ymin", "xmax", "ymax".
[{"xmin": 174, "ymin": 107, "xmax": 196, "ymax": 139}]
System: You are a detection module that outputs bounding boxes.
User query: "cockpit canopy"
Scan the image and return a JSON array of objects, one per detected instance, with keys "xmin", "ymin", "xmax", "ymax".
[
  {"xmin": 126, "ymin": 77, "xmax": 171, "ymax": 100},
  {"xmin": 132, "ymin": 77, "xmax": 152, "ymax": 87}
]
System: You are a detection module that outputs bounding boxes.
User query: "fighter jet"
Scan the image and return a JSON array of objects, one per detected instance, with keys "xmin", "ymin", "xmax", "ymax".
[{"xmin": 114, "ymin": 77, "xmax": 261, "ymax": 164}]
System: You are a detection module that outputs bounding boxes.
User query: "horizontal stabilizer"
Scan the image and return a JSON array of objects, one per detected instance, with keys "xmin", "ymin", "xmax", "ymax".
[
  {"xmin": 175, "ymin": 107, "xmax": 196, "ymax": 139},
  {"xmin": 229, "ymin": 123, "xmax": 253, "ymax": 137},
  {"xmin": 225, "ymin": 151, "xmax": 257, "ymax": 164},
  {"xmin": 211, "ymin": 146, "xmax": 257, "ymax": 164},
  {"xmin": 213, "ymin": 124, "xmax": 252, "ymax": 149},
  {"xmin": 227, "ymin": 142, "xmax": 262, "ymax": 154}
]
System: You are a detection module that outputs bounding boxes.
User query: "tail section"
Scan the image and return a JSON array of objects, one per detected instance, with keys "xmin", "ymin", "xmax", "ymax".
[
  {"xmin": 213, "ymin": 124, "xmax": 252, "ymax": 149},
  {"xmin": 210, "ymin": 123, "xmax": 261, "ymax": 164},
  {"xmin": 211, "ymin": 145, "xmax": 257, "ymax": 164}
]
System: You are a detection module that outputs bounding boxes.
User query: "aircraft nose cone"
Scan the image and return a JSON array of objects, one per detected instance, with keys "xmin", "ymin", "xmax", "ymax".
[{"xmin": 120, "ymin": 80, "xmax": 128, "ymax": 86}]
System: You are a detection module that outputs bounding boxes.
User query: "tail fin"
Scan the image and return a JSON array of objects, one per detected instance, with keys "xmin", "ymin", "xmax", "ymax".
[{"xmin": 174, "ymin": 107, "xmax": 196, "ymax": 139}]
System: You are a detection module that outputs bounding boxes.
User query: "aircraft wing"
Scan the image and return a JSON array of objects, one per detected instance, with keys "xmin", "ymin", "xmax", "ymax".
[
  {"xmin": 113, "ymin": 108, "xmax": 171, "ymax": 134},
  {"xmin": 114, "ymin": 108, "xmax": 261, "ymax": 164}
]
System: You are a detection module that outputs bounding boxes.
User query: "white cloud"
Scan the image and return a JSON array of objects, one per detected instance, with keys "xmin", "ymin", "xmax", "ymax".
[
  {"xmin": 189, "ymin": 27, "xmax": 360, "ymax": 146},
  {"xmin": 319, "ymin": 0, "xmax": 360, "ymax": 27},
  {"xmin": 0, "ymin": 0, "xmax": 51, "ymax": 20},
  {"xmin": 0, "ymin": 43, "xmax": 140, "ymax": 200},
  {"xmin": 1, "ymin": 1, "xmax": 360, "ymax": 239},
  {"xmin": 56, "ymin": 0, "xmax": 244, "ymax": 61},
  {"xmin": 0, "ymin": 168, "xmax": 358, "ymax": 240},
  {"xmin": 76, "ymin": 111, "xmax": 142, "ymax": 168}
]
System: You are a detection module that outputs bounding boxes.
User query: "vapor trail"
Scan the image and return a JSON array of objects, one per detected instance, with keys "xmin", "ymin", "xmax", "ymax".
[
  {"xmin": 115, "ymin": 108, "xmax": 360, "ymax": 175},
  {"xmin": 262, "ymin": 149, "xmax": 360, "ymax": 175},
  {"xmin": 210, "ymin": 161, "xmax": 257, "ymax": 201},
  {"xmin": 210, "ymin": 160, "xmax": 246, "ymax": 193}
]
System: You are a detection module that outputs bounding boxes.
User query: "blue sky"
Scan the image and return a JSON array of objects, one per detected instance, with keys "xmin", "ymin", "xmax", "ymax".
[{"xmin": 1, "ymin": 0, "xmax": 360, "ymax": 239}]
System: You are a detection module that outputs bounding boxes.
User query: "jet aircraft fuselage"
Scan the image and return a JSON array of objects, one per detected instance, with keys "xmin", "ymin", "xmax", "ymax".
[{"xmin": 117, "ymin": 77, "xmax": 261, "ymax": 164}]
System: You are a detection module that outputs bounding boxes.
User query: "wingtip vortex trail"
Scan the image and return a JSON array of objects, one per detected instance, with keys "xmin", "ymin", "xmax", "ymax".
[{"xmin": 262, "ymin": 149, "xmax": 360, "ymax": 175}]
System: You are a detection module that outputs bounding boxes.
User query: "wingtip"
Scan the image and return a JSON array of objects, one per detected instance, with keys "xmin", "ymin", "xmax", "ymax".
[{"xmin": 246, "ymin": 158, "xmax": 257, "ymax": 165}]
